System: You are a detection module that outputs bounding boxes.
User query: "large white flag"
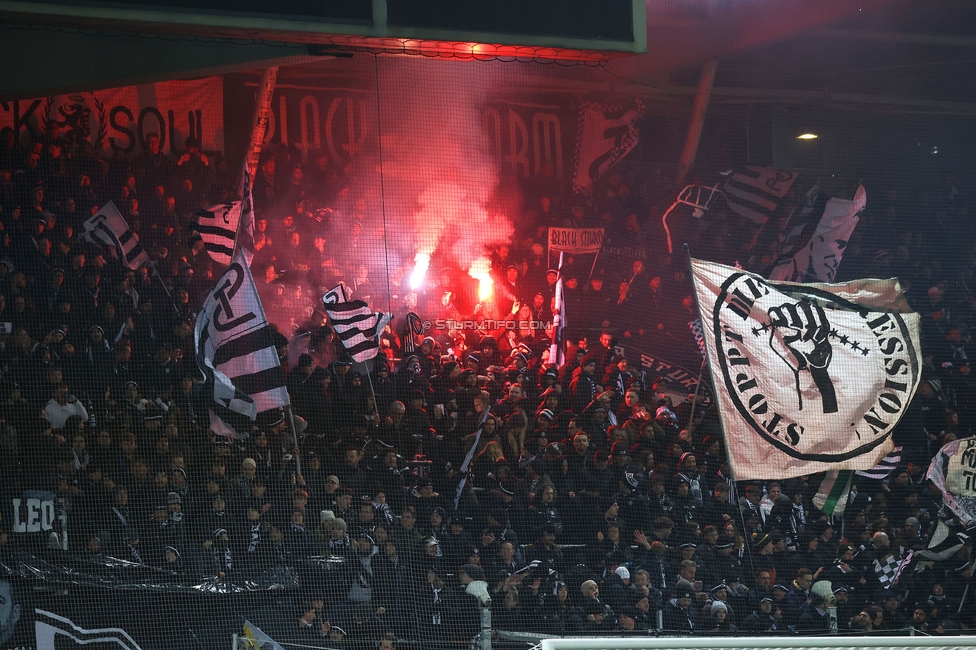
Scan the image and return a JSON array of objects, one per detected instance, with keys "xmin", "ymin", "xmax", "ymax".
[
  {"xmin": 196, "ymin": 251, "xmax": 289, "ymax": 436},
  {"xmin": 81, "ymin": 201, "xmax": 150, "ymax": 270},
  {"xmin": 769, "ymin": 185, "xmax": 866, "ymax": 283},
  {"xmin": 691, "ymin": 258, "xmax": 921, "ymax": 479}
]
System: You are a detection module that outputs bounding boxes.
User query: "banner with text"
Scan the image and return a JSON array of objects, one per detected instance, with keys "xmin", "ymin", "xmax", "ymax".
[
  {"xmin": 548, "ymin": 227, "xmax": 605, "ymax": 254},
  {"xmin": 927, "ymin": 437, "xmax": 976, "ymax": 527},
  {"xmin": 691, "ymin": 258, "xmax": 921, "ymax": 480},
  {"xmin": 1, "ymin": 77, "xmax": 223, "ymax": 156}
]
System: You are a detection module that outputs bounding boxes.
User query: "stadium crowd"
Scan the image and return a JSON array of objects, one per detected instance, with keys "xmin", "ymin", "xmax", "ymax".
[{"xmin": 1, "ymin": 120, "xmax": 975, "ymax": 646}]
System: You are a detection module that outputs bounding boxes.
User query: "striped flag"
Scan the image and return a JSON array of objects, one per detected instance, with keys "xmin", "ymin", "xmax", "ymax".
[
  {"xmin": 190, "ymin": 166, "xmax": 255, "ymax": 266},
  {"xmin": 814, "ymin": 469, "xmax": 854, "ymax": 515},
  {"xmin": 918, "ymin": 526, "xmax": 970, "ymax": 563},
  {"xmin": 815, "ymin": 447, "xmax": 903, "ymax": 514},
  {"xmin": 455, "ymin": 407, "xmax": 491, "ymax": 511},
  {"xmin": 321, "ymin": 284, "xmax": 390, "ymax": 367},
  {"xmin": 855, "ymin": 446, "xmax": 902, "ymax": 479},
  {"xmin": 191, "ymin": 202, "xmax": 242, "ymax": 266},
  {"xmin": 81, "ymin": 201, "xmax": 149, "ymax": 270},
  {"xmin": 196, "ymin": 250, "xmax": 289, "ymax": 437},
  {"xmin": 723, "ymin": 165, "xmax": 799, "ymax": 226}
]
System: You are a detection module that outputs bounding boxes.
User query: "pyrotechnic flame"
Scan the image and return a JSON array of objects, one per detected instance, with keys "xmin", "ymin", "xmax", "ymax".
[
  {"xmin": 409, "ymin": 252, "xmax": 431, "ymax": 290},
  {"xmin": 469, "ymin": 257, "xmax": 493, "ymax": 302}
]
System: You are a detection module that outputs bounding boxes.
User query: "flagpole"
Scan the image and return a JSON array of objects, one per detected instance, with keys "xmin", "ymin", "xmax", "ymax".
[
  {"xmin": 548, "ymin": 252, "xmax": 565, "ymax": 366},
  {"xmin": 454, "ymin": 406, "xmax": 491, "ymax": 513},
  {"xmin": 365, "ymin": 368, "xmax": 381, "ymax": 428},
  {"xmin": 684, "ymin": 243, "xmax": 740, "ymax": 483},
  {"xmin": 243, "ymin": 66, "xmax": 278, "ymax": 187},
  {"xmin": 686, "ymin": 357, "xmax": 707, "ymax": 430},
  {"xmin": 148, "ymin": 260, "xmax": 180, "ymax": 316},
  {"xmin": 284, "ymin": 404, "xmax": 303, "ymax": 477},
  {"xmin": 684, "ymin": 241, "xmax": 752, "ymax": 580}
]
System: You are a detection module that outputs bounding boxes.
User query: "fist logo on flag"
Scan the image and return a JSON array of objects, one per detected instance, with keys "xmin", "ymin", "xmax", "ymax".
[
  {"xmin": 767, "ymin": 299, "xmax": 838, "ymax": 413},
  {"xmin": 690, "ymin": 258, "xmax": 922, "ymax": 478}
]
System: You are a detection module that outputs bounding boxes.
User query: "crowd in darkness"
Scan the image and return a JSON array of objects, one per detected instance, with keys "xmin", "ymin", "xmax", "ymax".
[{"xmin": 1, "ymin": 114, "xmax": 976, "ymax": 647}]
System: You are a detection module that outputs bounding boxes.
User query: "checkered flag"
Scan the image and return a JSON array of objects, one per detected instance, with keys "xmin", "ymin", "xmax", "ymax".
[
  {"xmin": 874, "ymin": 552, "xmax": 913, "ymax": 587},
  {"xmin": 688, "ymin": 319, "xmax": 707, "ymax": 361}
]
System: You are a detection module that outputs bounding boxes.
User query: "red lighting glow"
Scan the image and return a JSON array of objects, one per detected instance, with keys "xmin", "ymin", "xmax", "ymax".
[
  {"xmin": 469, "ymin": 257, "xmax": 493, "ymax": 302},
  {"xmin": 409, "ymin": 252, "xmax": 431, "ymax": 290}
]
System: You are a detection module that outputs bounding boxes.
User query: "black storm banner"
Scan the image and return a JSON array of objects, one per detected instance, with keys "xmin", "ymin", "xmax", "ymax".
[{"xmin": 690, "ymin": 258, "xmax": 922, "ymax": 480}]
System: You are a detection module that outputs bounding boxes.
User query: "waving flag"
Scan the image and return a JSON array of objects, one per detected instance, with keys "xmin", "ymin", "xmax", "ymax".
[
  {"xmin": 770, "ymin": 186, "xmax": 865, "ymax": 283},
  {"xmin": 926, "ymin": 437, "xmax": 976, "ymax": 526},
  {"xmin": 723, "ymin": 165, "xmax": 798, "ymax": 226},
  {"xmin": 855, "ymin": 445, "xmax": 903, "ymax": 479},
  {"xmin": 240, "ymin": 620, "xmax": 285, "ymax": 650},
  {"xmin": 814, "ymin": 469, "xmax": 854, "ymax": 515},
  {"xmin": 196, "ymin": 251, "xmax": 288, "ymax": 437},
  {"xmin": 191, "ymin": 202, "xmax": 243, "ymax": 266},
  {"xmin": 322, "ymin": 284, "xmax": 390, "ymax": 368},
  {"xmin": 81, "ymin": 201, "xmax": 149, "ymax": 269},
  {"xmin": 191, "ymin": 167, "xmax": 256, "ymax": 267},
  {"xmin": 691, "ymin": 258, "xmax": 921, "ymax": 479}
]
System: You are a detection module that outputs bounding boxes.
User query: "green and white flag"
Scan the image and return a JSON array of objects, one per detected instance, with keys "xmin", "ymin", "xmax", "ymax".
[{"xmin": 813, "ymin": 469, "xmax": 853, "ymax": 515}]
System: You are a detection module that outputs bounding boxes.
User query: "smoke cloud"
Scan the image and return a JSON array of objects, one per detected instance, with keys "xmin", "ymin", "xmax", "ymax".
[{"xmin": 374, "ymin": 57, "xmax": 515, "ymax": 281}]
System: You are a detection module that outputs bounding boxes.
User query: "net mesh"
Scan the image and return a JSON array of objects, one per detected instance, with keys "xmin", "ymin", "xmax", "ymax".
[{"xmin": 0, "ymin": 41, "xmax": 974, "ymax": 650}]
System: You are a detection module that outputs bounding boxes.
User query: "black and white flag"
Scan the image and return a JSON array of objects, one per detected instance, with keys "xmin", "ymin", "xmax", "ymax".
[
  {"xmin": 723, "ymin": 165, "xmax": 799, "ymax": 226},
  {"xmin": 855, "ymin": 445, "xmax": 902, "ymax": 480},
  {"xmin": 769, "ymin": 185, "xmax": 865, "ymax": 283},
  {"xmin": 34, "ymin": 609, "xmax": 143, "ymax": 649},
  {"xmin": 691, "ymin": 258, "xmax": 921, "ymax": 479},
  {"xmin": 689, "ymin": 319, "xmax": 707, "ymax": 361},
  {"xmin": 874, "ymin": 551, "xmax": 913, "ymax": 588},
  {"xmin": 191, "ymin": 167, "xmax": 256, "ymax": 267},
  {"xmin": 196, "ymin": 251, "xmax": 288, "ymax": 437},
  {"xmin": 926, "ymin": 437, "xmax": 976, "ymax": 527},
  {"xmin": 191, "ymin": 202, "xmax": 243, "ymax": 266},
  {"xmin": 322, "ymin": 284, "xmax": 391, "ymax": 367},
  {"xmin": 81, "ymin": 201, "xmax": 149, "ymax": 270}
]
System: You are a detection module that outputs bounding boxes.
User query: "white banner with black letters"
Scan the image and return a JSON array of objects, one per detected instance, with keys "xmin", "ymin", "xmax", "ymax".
[
  {"xmin": 691, "ymin": 258, "xmax": 921, "ymax": 479},
  {"xmin": 548, "ymin": 227, "xmax": 604, "ymax": 254},
  {"xmin": 926, "ymin": 437, "xmax": 976, "ymax": 527}
]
